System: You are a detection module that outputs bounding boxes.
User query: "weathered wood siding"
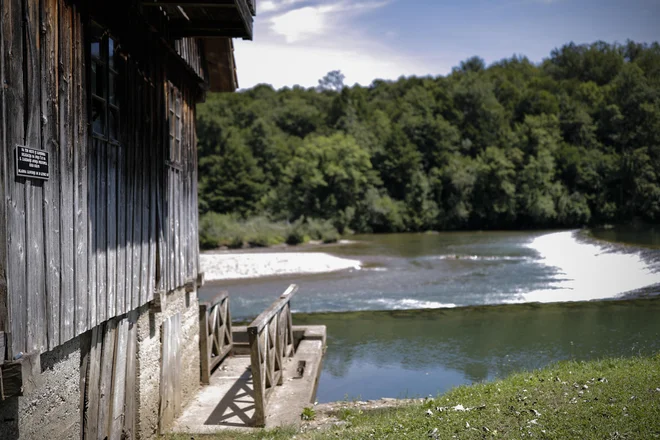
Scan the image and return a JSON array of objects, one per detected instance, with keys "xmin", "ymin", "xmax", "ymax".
[
  {"xmin": 175, "ymin": 38, "xmax": 207, "ymax": 83},
  {"xmin": 80, "ymin": 311, "xmax": 138, "ymax": 440},
  {"xmin": 0, "ymin": 0, "xmax": 201, "ymax": 358}
]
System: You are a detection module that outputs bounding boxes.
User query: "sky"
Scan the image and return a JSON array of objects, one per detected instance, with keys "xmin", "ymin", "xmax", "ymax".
[{"xmin": 234, "ymin": 0, "xmax": 660, "ymax": 90}]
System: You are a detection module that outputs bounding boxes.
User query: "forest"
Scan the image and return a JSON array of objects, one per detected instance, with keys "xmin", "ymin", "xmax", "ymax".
[{"xmin": 197, "ymin": 41, "xmax": 660, "ymax": 247}]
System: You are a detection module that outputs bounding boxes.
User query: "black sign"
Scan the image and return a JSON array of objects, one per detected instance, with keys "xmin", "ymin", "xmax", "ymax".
[{"xmin": 15, "ymin": 145, "xmax": 49, "ymax": 180}]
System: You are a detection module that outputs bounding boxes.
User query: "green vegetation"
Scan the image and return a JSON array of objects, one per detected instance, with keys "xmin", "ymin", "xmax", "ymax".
[
  {"xmin": 198, "ymin": 213, "xmax": 340, "ymax": 249},
  {"xmin": 301, "ymin": 407, "xmax": 316, "ymax": 421},
  {"xmin": 198, "ymin": 41, "xmax": 660, "ymax": 235},
  {"xmin": 164, "ymin": 354, "xmax": 660, "ymax": 439}
]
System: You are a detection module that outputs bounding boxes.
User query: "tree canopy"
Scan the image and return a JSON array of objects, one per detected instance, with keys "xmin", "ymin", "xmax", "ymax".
[{"xmin": 197, "ymin": 41, "xmax": 660, "ymax": 233}]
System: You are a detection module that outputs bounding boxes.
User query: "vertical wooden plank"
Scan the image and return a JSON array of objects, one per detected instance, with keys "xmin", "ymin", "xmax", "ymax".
[
  {"xmin": 79, "ymin": 331, "xmax": 88, "ymax": 432},
  {"xmin": 159, "ymin": 315, "xmax": 171, "ymax": 433},
  {"xmin": 25, "ymin": 0, "xmax": 48, "ymax": 355},
  {"xmin": 182, "ymin": 94, "xmax": 190, "ymax": 282},
  {"xmin": 115, "ymin": 53, "xmax": 126, "ymax": 315},
  {"xmin": 97, "ymin": 318, "xmax": 116, "ymax": 439},
  {"xmin": 155, "ymin": 70, "xmax": 165, "ymax": 294},
  {"xmin": 41, "ymin": 0, "xmax": 60, "ymax": 350},
  {"xmin": 171, "ymin": 168, "xmax": 177, "ymax": 289},
  {"xmin": 173, "ymin": 313, "xmax": 181, "ymax": 415},
  {"xmin": 191, "ymin": 103, "xmax": 199, "ymax": 279},
  {"xmin": 87, "ymin": 140, "xmax": 98, "ymax": 329},
  {"xmin": 158, "ymin": 312, "xmax": 182, "ymax": 433},
  {"xmin": 199, "ymin": 304, "xmax": 209, "ymax": 384},
  {"xmin": 116, "ymin": 137, "xmax": 125, "ymax": 315},
  {"xmin": 0, "ymin": 333, "xmax": 5, "ymax": 365},
  {"xmin": 4, "ymin": 0, "xmax": 27, "ymax": 357},
  {"xmin": 123, "ymin": 62, "xmax": 134, "ymax": 313},
  {"xmin": 132, "ymin": 72, "xmax": 143, "ymax": 309},
  {"xmin": 165, "ymin": 85, "xmax": 172, "ymax": 293},
  {"xmin": 96, "ymin": 136, "xmax": 107, "ymax": 324},
  {"xmin": 249, "ymin": 328, "xmax": 267, "ymax": 427},
  {"xmin": 0, "ymin": 0, "xmax": 8, "ymax": 337},
  {"xmin": 85, "ymin": 324, "xmax": 103, "ymax": 440},
  {"xmin": 139, "ymin": 73, "xmax": 149, "ymax": 306},
  {"xmin": 58, "ymin": 0, "xmax": 74, "ymax": 343},
  {"xmin": 147, "ymin": 65, "xmax": 157, "ymax": 302},
  {"xmin": 73, "ymin": 4, "xmax": 88, "ymax": 334},
  {"xmin": 109, "ymin": 317, "xmax": 128, "ymax": 440},
  {"xmin": 106, "ymin": 139, "xmax": 117, "ymax": 320},
  {"xmin": 123, "ymin": 311, "xmax": 138, "ymax": 439}
]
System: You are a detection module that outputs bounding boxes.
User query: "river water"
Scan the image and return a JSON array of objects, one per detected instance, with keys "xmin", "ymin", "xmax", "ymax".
[{"xmin": 199, "ymin": 229, "xmax": 660, "ymax": 402}]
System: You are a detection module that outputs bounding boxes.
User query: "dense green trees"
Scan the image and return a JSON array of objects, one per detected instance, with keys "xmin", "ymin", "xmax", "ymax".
[{"xmin": 197, "ymin": 41, "xmax": 660, "ymax": 234}]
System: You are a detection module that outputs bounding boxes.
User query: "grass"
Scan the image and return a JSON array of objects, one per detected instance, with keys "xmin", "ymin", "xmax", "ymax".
[
  {"xmin": 163, "ymin": 354, "xmax": 660, "ymax": 439},
  {"xmin": 199, "ymin": 213, "xmax": 340, "ymax": 250}
]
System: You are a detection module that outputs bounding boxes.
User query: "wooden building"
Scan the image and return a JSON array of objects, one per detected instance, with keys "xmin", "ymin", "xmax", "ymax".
[{"xmin": 0, "ymin": 0, "xmax": 255, "ymax": 438}]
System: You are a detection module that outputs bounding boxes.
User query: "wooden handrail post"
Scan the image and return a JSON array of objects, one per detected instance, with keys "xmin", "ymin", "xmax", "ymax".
[
  {"xmin": 248, "ymin": 326, "xmax": 267, "ymax": 426},
  {"xmin": 199, "ymin": 302, "xmax": 211, "ymax": 384}
]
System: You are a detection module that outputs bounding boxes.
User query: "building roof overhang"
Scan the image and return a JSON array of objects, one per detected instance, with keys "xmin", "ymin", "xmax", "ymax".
[{"xmin": 141, "ymin": 0, "xmax": 256, "ymax": 40}]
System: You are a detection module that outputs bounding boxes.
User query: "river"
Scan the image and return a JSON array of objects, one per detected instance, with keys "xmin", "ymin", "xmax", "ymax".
[{"xmin": 199, "ymin": 229, "xmax": 660, "ymax": 402}]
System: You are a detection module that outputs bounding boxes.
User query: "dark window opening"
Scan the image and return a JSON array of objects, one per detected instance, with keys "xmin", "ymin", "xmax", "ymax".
[
  {"xmin": 90, "ymin": 22, "xmax": 120, "ymax": 143},
  {"xmin": 168, "ymin": 84, "xmax": 183, "ymax": 165}
]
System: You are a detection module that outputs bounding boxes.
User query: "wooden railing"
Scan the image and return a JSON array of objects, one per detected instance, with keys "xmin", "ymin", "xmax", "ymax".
[
  {"xmin": 199, "ymin": 292, "xmax": 233, "ymax": 384},
  {"xmin": 248, "ymin": 284, "xmax": 298, "ymax": 426}
]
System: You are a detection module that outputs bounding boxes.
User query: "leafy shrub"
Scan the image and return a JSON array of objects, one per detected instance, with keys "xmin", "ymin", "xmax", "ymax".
[
  {"xmin": 199, "ymin": 212, "xmax": 245, "ymax": 249},
  {"xmin": 305, "ymin": 218, "xmax": 340, "ymax": 243},
  {"xmin": 285, "ymin": 218, "xmax": 308, "ymax": 245},
  {"xmin": 199, "ymin": 213, "xmax": 341, "ymax": 249},
  {"xmin": 244, "ymin": 216, "xmax": 286, "ymax": 247}
]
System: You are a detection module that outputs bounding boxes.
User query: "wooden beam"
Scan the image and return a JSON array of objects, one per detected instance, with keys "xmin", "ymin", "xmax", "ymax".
[
  {"xmin": 150, "ymin": 290, "xmax": 167, "ymax": 313},
  {"xmin": 141, "ymin": 1, "xmax": 237, "ymax": 7},
  {"xmin": 170, "ymin": 28, "xmax": 251, "ymax": 39},
  {"xmin": 0, "ymin": 352, "xmax": 41, "ymax": 400},
  {"xmin": 196, "ymin": 271, "xmax": 205, "ymax": 288},
  {"xmin": 184, "ymin": 280, "xmax": 195, "ymax": 293}
]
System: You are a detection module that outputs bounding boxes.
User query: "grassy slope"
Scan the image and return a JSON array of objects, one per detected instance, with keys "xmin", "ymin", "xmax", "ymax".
[{"xmin": 167, "ymin": 354, "xmax": 660, "ymax": 440}]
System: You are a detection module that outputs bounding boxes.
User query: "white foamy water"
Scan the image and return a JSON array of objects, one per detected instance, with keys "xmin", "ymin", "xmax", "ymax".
[
  {"xmin": 367, "ymin": 298, "xmax": 457, "ymax": 310},
  {"xmin": 426, "ymin": 255, "xmax": 527, "ymax": 261},
  {"xmin": 520, "ymin": 231, "xmax": 660, "ymax": 303},
  {"xmin": 200, "ymin": 252, "xmax": 362, "ymax": 281}
]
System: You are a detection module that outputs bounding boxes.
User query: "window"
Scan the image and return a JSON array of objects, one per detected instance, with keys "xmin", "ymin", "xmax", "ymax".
[
  {"xmin": 168, "ymin": 84, "xmax": 182, "ymax": 165},
  {"xmin": 90, "ymin": 23, "xmax": 120, "ymax": 142}
]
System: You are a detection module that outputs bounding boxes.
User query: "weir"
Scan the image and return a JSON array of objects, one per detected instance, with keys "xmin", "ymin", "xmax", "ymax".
[{"xmin": 170, "ymin": 284, "xmax": 327, "ymax": 433}]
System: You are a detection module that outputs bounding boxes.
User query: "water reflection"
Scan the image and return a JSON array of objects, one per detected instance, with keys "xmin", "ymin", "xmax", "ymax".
[
  {"xmin": 590, "ymin": 225, "xmax": 660, "ymax": 249},
  {"xmin": 296, "ymin": 298, "xmax": 660, "ymax": 402}
]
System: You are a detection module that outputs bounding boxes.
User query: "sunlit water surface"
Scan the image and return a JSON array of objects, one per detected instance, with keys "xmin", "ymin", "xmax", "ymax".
[{"xmin": 199, "ymin": 229, "xmax": 660, "ymax": 402}]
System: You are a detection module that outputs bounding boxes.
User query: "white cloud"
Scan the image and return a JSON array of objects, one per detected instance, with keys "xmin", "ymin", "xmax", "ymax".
[
  {"xmin": 269, "ymin": 5, "xmax": 337, "ymax": 43},
  {"xmin": 233, "ymin": 40, "xmax": 436, "ymax": 89},
  {"xmin": 232, "ymin": 0, "xmax": 440, "ymax": 89},
  {"xmin": 259, "ymin": 0, "xmax": 306, "ymax": 14},
  {"xmin": 268, "ymin": 1, "xmax": 389, "ymax": 43}
]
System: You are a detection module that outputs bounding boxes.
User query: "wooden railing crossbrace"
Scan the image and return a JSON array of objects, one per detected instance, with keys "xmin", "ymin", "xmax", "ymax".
[
  {"xmin": 199, "ymin": 291, "xmax": 233, "ymax": 384},
  {"xmin": 248, "ymin": 284, "xmax": 298, "ymax": 426}
]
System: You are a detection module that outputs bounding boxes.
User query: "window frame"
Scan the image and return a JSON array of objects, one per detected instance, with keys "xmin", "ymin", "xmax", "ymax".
[
  {"xmin": 167, "ymin": 83, "xmax": 183, "ymax": 167},
  {"xmin": 89, "ymin": 22, "xmax": 120, "ymax": 145}
]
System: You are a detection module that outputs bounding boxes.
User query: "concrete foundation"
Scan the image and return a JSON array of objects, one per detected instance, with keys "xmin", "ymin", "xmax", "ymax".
[{"xmin": 0, "ymin": 338, "xmax": 82, "ymax": 440}]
